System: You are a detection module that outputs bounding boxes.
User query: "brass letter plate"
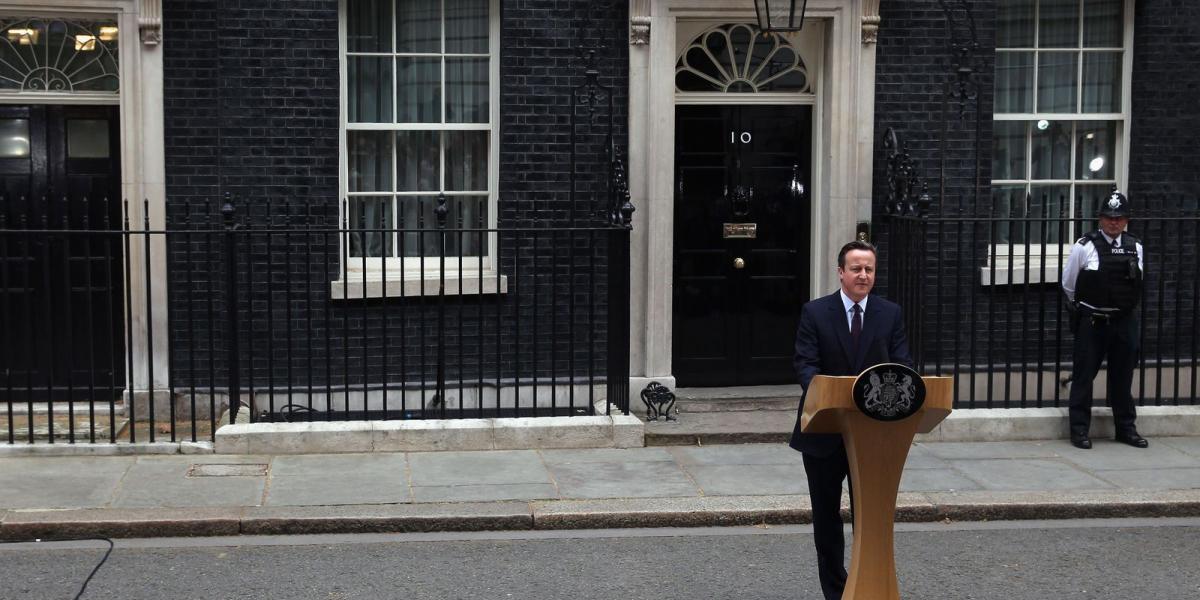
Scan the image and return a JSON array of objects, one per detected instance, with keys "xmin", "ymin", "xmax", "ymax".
[{"xmin": 723, "ymin": 223, "xmax": 757, "ymax": 239}]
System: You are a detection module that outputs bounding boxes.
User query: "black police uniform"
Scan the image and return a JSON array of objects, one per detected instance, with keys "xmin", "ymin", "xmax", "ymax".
[{"xmin": 1065, "ymin": 191, "xmax": 1146, "ymax": 448}]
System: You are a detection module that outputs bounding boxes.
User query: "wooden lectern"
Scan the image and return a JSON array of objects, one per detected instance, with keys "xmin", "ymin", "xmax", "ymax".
[{"xmin": 801, "ymin": 372, "xmax": 954, "ymax": 600}]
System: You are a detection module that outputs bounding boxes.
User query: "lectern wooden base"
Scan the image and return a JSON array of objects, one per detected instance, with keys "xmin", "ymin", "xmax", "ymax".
[{"xmin": 801, "ymin": 373, "xmax": 953, "ymax": 600}]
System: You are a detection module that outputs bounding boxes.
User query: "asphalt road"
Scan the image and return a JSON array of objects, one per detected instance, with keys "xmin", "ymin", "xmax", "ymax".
[{"xmin": 2, "ymin": 518, "xmax": 1198, "ymax": 600}]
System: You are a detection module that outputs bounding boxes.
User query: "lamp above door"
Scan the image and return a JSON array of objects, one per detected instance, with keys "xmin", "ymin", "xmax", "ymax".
[{"xmin": 753, "ymin": 0, "xmax": 808, "ymax": 33}]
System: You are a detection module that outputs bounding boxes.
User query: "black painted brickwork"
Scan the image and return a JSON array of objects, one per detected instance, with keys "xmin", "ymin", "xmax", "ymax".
[
  {"xmin": 1129, "ymin": 0, "xmax": 1200, "ymax": 204},
  {"xmin": 162, "ymin": 0, "xmax": 629, "ymax": 395}
]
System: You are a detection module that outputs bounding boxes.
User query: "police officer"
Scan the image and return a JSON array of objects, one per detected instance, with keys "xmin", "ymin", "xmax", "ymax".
[{"xmin": 1061, "ymin": 189, "xmax": 1147, "ymax": 450}]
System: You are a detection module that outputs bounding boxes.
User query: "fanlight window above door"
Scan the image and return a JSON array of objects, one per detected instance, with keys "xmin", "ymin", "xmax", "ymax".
[
  {"xmin": 676, "ymin": 23, "xmax": 810, "ymax": 93},
  {"xmin": 0, "ymin": 18, "xmax": 120, "ymax": 94}
]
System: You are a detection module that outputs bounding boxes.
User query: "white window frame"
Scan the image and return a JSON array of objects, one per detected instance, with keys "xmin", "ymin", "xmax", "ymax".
[
  {"xmin": 984, "ymin": 0, "xmax": 1133, "ymax": 286},
  {"xmin": 335, "ymin": 0, "xmax": 502, "ymax": 298}
]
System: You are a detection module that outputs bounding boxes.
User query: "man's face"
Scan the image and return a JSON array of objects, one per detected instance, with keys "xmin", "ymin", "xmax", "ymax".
[
  {"xmin": 838, "ymin": 249, "xmax": 876, "ymax": 302},
  {"xmin": 1099, "ymin": 215, "xmax": 1129, "ymax": 238}
]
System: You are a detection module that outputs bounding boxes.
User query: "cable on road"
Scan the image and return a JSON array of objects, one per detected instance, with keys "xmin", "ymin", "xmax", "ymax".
[{"xmin": 1, "ymin": 536, "xmax": 114, "ymax": 600}]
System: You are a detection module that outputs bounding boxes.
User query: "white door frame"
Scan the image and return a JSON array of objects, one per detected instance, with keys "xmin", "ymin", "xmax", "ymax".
[
  {"xmin": 0, "ymin": 0, "xmax": 168, "ymax": 399},
  {"xmin": 626, "ymin": 0, "xmax": 881, "ymax": 391}
]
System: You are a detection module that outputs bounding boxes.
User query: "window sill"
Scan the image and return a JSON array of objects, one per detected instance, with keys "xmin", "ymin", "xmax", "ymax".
[{"xmin": 331, "ymin": 274, "xmax": 508, "ymax": 299}]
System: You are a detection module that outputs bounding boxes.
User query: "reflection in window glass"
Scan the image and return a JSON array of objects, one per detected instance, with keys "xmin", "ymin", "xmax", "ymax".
[
  {"xmin": 1082, "ymin": 52, "xmax": 1121, "ymax": 113},
  {"xmin": 0, "ymin": 119, "xmax": 30, "ymax": 157},
  {"xmin": 994, "ymin": 52, "xmax": 1034, "ymax": 113},
  {"xmin": 992, "ymin": 121, "xmax": 1028, "ymax": 180},
  {"xmin": 1038, "ymin": 0, "xmax": 1079, "ymax": 48},
  {"xmin": 1075, "ymin": 121, "xmax": 1116, "ymax": 180},
  {"xmin": 1037, "ymin": 52, "xmax": 1077, "ymax": 113},
  {"xmin": 1031, "ymin": 120, "xmax": 1071, "ymax": 180},
  {"xmin": 1084, "ymin": 0, "xmax": 1123, "ymax": 47},
  {"xmin": 997, "ymin": 0, "xmax": 1035, "ymax": 48}
]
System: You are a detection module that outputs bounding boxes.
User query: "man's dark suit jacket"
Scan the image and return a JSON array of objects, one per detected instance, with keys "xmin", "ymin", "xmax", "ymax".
[{"xmin": 789, "ymin": 291, "xmax": 914, "ymax": 456}]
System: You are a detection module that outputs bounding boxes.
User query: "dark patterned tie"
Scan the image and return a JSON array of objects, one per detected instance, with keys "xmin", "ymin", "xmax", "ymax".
[
  {"xmin": 851, "ymin": 303, "xmax": 863, "ymax": 345},
  {"xmin": 1112, "ymin": 238, "xmax": 1120, "ymax": 250}
]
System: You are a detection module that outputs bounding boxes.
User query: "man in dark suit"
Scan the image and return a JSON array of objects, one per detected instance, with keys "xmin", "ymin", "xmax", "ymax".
[{"xmin": 790, "ymin": 240, "xmax": 913, "ymax": 600}]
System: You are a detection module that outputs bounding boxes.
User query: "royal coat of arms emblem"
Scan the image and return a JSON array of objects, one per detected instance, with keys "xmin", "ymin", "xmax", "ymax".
[{"xmin": 852, "ymin": 363, "xmax": 926, "ymax": 421}]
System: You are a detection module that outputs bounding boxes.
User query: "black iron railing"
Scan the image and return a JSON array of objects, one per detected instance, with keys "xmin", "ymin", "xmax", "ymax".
[
  {"xmin": 1, "ymin": 193, "xmax": 633, "ymax": 445},
  {"xmin": 885, "ymin": 205, "xmax": 1200, "ymax": 408}
]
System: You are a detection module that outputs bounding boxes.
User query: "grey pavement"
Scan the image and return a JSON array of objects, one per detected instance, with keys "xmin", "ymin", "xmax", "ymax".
[{"xmin": 3, "ymin": 438, "xmax": 1200, "ymax": 540}]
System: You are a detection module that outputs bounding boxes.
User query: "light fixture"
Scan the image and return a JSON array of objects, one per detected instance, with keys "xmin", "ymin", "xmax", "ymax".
[
  {"xmin": 75, "ymin": 34, "xmax": 97, "ymax": 51},
  {"xmin": 98, "ymin": 26, "xmax": 118, "ymax": 42},
  {"xmin": 754, "ymin": 0, "xmax": 809, "ymax": 33},
  {"xmin": 1089, "ymin": 156, "xmax": 1105, "ymax": 172},
  {"xmin": 1036, "ymin": 119, "xmax": 1050, "ymax": 131},
  {"xmin": 7, "ymin": 27, "xmax": 38, "ymax": 45}
]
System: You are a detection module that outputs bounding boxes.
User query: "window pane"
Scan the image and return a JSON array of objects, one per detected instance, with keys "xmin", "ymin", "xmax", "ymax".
[
  {"xmin": 1039, "ymin": 0, "xmax": 1080, "ymax": 48},
  {"xmin": 445, "ymin": 130, "xmax": 488, "ymax": 191},
  {"xmin": 1037, "ymin": 52, "xmax": 1077, "ymax": 113},
  {"xmin": 1030, "ymin": 184, "xmax": 1071, "ymax": 223},
  {"xmin": 397, "ymin": 0, "xmax": 440, "ymax": 53},
  {"xmin": 1084, "ymin": 0, "xmax": 1123, "ymax": 47},
  {"xmin": 0, "ymin": 119, "xmax": 30, "ymax": 157},
  {"xmin": 349, "ymin": 197, "xmax": 393, "ymax": 258},
  {"xmin": 396, "ymin": 130, "xmax": 439, "ymax": 191},
  {"xmin": 444, "ymin": 195, "xmax": 488, "ymax": 256},
  {"xmin": 1031, "ymin": 120, "xmax": 1070, "ymax": 180},
  {"xmin": 348, "ymin": 131, "xmax": 392, "ymax": 192},
  {"xmin": 991, "ymin": 185, "xmax": 1028, "ymax": 243},
  {"xmin": 1081, "ymin": 51, "xmax": 1121, "ymax": 112},
  {"xmin": 396, "ymin": 57, "xmax": 441, "ymax": 123},
  {"xmin": 347, "ymin": 0, "xmax": 391, "ymax": 52},
  {"xmin": 446, "ymin": 57, "xmax": 488, "ymax": 123},
  {"xmin": 67, "ymin": 119, "xmax": 109, "ymax": 158},
  {"xmin": 994, "ymin": 52, "xmax": 1034, "ymax": 113},
  {"xmin": 399, "ymin": 195, "xmax": 442, "ymax": 257},
  {"xmin": 1076, "ymin": 184, "xmax": 1113, "ymax": 220},
  {"xmin": 992, "ymin": 121, "xmax": 1028, "ymax": 180},
  {"xmin": 445, "ymin": 0, "xmax": 488, "ymax": 54},
  {"xmin": 1075, "ymin": 120, "xmax": 1116, "ymax": 180},
  {"xmin": 997, "ymin": 0, "xmax": 1035, "ymax": 48},
  {"xmin": 348, "ymin": 56, "xmax": 393, "ymax": 123}
]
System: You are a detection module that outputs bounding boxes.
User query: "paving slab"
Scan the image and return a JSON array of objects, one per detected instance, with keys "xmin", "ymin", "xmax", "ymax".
[
  {"xmin": 538, "ymin": 447, "xmax": 675, "ymax": 464},
  {"xmin": 265, "ymin": 453, "xmax": 411, "ymax": 506},
  {"xmin": 899, "ymin": 468, "xmax": 983, "ymax": 493},
  {"xmin": 407, "ymin": 450, "xmax": 549, "ymax": 486},
  {"xmin": 667, "ymin": 444, "xmax": 804, "ymax": 466},
  {"xmin": 949, "ymin": 458, "xmax": 1115, "ymax": 491},
  {"xmin": 548, "ymin": 460, "xmax": 699, "ymax": 499},
  {"xmin": 1091, "ymin": 468, "xmax": 1200, "ymax": 490},
  {"xmin": 0, "ymin": 456, "xmax": 133, "ymax": 509},
  {"xmin": 1054, "ymin": 440, "xmax": 1200, "ymax": 471},
  {"xmin": 411, "ymin": 483, "xmax": 559, "ymax": 503},
  {"xmin": 683, "ymin": 464, "xmax": 808, "ymax": 496},
  {"xmin": 110, "ymin": 457, "xmax": 267, "ymax": 508},
  {"xmin": 1158, "ymin": 436, "xmax": 1200, "ymax": 458},
  {"xmin": 916, "ymin": 440, "xmax": 1063, "ymax": 460}
]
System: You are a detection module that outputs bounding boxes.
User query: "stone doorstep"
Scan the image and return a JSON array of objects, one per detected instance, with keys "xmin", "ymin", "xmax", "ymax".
[{"xmin": 212, "ymin": 415, "xmax": 647, "ymax": 454}]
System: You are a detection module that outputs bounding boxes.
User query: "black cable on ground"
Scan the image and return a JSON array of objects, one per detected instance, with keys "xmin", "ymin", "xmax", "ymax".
[{"xmin": 0, "ymin": 536, "xmax": 114, "ymax": 600}]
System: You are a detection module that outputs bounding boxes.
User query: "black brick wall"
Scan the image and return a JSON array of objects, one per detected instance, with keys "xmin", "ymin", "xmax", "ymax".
[
  {"xmin": 1129, "ymin": 0, "xmax": 1200, "ymax": 205},
  {"xmin": 162, "ymin": 0, "xmax": 629, "ymax": 401}
]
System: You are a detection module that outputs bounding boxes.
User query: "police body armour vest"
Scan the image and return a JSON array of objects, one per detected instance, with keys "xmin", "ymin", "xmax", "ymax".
[{"xmin": 1075, "ymin": 230, "xmax": 1142, "ymax": 312}]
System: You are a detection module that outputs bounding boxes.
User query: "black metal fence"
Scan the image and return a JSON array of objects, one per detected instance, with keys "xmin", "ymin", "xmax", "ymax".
[
  {"xmin": 1, "ymin": 193, "xmax": 633, "ymax": 445},
  {"xmin": 886, "ymin": 204, "xmax": 1200, "ymax": 408}
]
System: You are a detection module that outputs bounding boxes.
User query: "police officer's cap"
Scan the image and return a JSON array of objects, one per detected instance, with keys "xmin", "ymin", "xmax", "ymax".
[{"xmin": 1098, "ymin": 189, "xmax": 1131, "ymax": 218}]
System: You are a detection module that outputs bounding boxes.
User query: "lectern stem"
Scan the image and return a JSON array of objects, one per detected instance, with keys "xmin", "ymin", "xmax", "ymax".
[{"xmin": 838, "ymin": 412, "xmax": 921, "ymax": 600}]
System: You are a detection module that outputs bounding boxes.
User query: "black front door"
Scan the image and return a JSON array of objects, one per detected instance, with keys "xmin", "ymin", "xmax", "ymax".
[
  {"xmin": 0, "ymin": 104, "xmax": 124, "ymax": 401},
  {"xmin": 673, "ymin": 105, "xmax": 812, "ymax": 387}
]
